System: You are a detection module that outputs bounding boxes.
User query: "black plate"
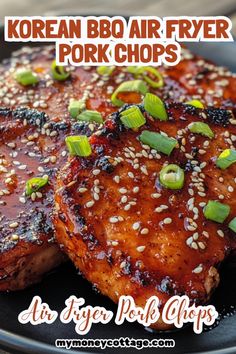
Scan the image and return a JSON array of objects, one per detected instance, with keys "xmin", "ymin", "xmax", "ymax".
[{"xmin": 0, "ymin": 25, "xmax": 236, "ymax": 354}]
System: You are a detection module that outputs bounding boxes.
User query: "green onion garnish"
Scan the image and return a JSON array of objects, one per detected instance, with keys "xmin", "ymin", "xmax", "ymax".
[
  {"xmin": 77, "ymin": 110, "xmax": 103, "ymax": 124},
  {"xmin": 216, "ymin": 149, "xmax": 236, "ymax": 170},
  {"xmin": 120, "ymin": 106, "xmax": 146, "ymax": 129},
  {"xmin": 65, "ymin": 135, "xmax": 92, "ymax": 157},
  {"xmin": 204, "ymin": 200, "xmax": 230, "ymax": 223},
  {"xmin": 111, "ymin": 80, "xmax": 148, "ymax": 107},
  {"xmin": 229, "ymin": 217, "xmax": 236, "ymax": 233},
  {"xmin": 139, "ymin": 130, "xmax": 177, "ymax": 156},
  {"xmin": 188, "ymin": 122, "xmax": 214, "ymax": 139},
  {"xmin": 185, "ymin": 100, "xmax": 204, "ymax": 109},
  {"xmin": 15, "ymin": 68, "xmax": 39, "ymax": 86},
  {"xmin": 51, "ymin": 60, "xmax": 70, "ymax": 81},
  {"xmin": 127, "ymin": 66, "xmax": 163, "ymax": 88},
  {"xmin": 160, "ymin": 164, "xmax": 185, "ymax": 190},
  {"xmin": 25, "ymin": 176, "xmax": 48, "ymax": 196},
  {"xmin": 144, "ymin": 93, "xmax": 168, "ymax": 121},
  {"xmin": 68, "ymin": 99, "xmax": 86, "ymax": 119},
  {"xmin": 97, "ymin": 66, "xmax": 115, "ymax": 76}
]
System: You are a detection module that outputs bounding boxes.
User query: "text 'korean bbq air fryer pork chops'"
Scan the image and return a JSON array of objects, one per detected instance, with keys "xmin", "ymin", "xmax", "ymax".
[{"xmin": 0, "ymin": 44, "xmax": 235, "ymax": 291}]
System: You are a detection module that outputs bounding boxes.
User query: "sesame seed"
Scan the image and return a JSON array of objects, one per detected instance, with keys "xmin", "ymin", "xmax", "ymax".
[
  {"xmin": 109, "ymin": 217, "xmax": 119, "ymax": 223},
  {"xmin": 36, "ymin": 165, "xmax": 44, "ymax": 173},
  {"xmin": 31, "ymin": 192, "xmax": 36, "ymax": 201},
  {"xmin": 151, "ymin": 193, "xmax": 161, "ymax": 199},
  {"xmin": 18, "ymin": 165, "xmax": 27, "ymax": 170},
  {"xmin": 19, "ymin": 196, "xmax": 26, "ymax": 204},
  {"xmin": 217, "ymin": 230, "xmax": 224, "ymax": 238},
  {"xmin": 191, "ymin": 242, "xmax": 198, "ymax": 250},
  {"xmin": 128, "ymin": 172, "xmax": 134, "ymax": 178},
  {"xmin": 113, "ymin": 175, "xmax": 120, "ymax": 183},
  {"xmin": 86, "ymin": 200, "xmax": 95, "ymax": 208},
  {"xmin": 193, "ymin": 232, "xmax": 199, "ymax": 240},
  {"xmin": 140, "ymin": 228, "xmax": 149, "ymax": 235},
  {"xmin": 36, "ymin": 192, "xmax": 42, "ymax": 198},
  {"xmin": 163, "ymin": 218, "xmax": 172, "ymax": 224},
  {"xmin": 155, "ymin": 207, "xmax": 163, "ymax": 213},
  {"xmin": 133, "ymin": 187, "xmax": 139, "ymax": 193},
  {"xmin": 186, "ymin": 237, "xmax": 193, "ymax": 246},
  {"xmin": 198, "ymin": 242, "xmax": 206, "ymax": 250},
  {"xmin": 136, "ymin": 246, "xmax": 146, "ymax": 252},
  {"xmin": 119, "ymin": 188, "xmax": 127, "ymax": 194},
  {"xmin": 111, "ymin": 241, "xmax": 119, "ymax": 246},
  {"xmin": 124, "ymin": 204, "xmax": 131, "ymax": 211},
  {"xmin": 121, "ymin": 196, "xmax": 128, "ymax": 203},
  {"xmin": 203, "ymin": 231, "xmax": 209, "ymax": 238},
  {"xmin": 192, "ymin": 264, "xmax": 203, "ymax": 274},
  {"xmin": 188, "ymin": 188, "xmax": 194, "ymax": 196},
  {"xmin": 11, "ymin": 234, "xmax": 19, "ymax": 241},
  {"xmin": 78, "ymin": 187, "xmax": 87, "ymax": 193},
  {"xmin": 92, "ymin": 169, "xmax": 100, "ymax": 176},
  {"xmin": 9, "ymin": 222, "xmax": 18, "ymax": 228},
  {"xmin": 94, "ymin": 193, "xmax": 99, "ymax": 201},
  {"xmin": 228, "ymin": 186, "xmax": 234, "ymax": 193},
  {"xmin": 132, "ymin": 222, "xmax": 140, "ymax": 230},
  {"xmin": 141, "ymin": 166, "xmax": 148, "ymax": 175},
  {"xmin": 120, "ymin": 261, "xmax": 126, "ymax": 269}
]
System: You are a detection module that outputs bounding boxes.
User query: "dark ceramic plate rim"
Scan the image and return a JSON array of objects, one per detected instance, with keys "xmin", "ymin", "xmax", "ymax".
[{"xmin": 0, "ymin": 19, "xmax": 236, "ymax": 354}]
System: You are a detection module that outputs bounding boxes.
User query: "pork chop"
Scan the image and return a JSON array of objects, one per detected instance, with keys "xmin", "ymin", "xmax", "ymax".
[
  {"xmin": 0, "ymin": 106, "xmax": 95, "ymax": 290},
  {"xmin": 54, "ymin": 102, "xmax": 236, "ymax": 330}
]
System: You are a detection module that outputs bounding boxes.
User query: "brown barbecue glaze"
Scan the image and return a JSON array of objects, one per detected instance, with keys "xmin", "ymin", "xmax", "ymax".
[
  {"xmin": 1, "ymin": 44, "xmax": 236, "ymax": 291},
  {"xmin": 54, "ymin": 103, "xmax": 236, "ymax": 329}
]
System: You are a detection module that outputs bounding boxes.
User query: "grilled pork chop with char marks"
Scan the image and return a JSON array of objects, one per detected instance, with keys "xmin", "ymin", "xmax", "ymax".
[
  {"xmin": 0, "ymin": 106, "xmax": 96, "ymax": 290},
  {"xmin": 54, "ymin": 103, "xmax": 236, "ymax": 330}
]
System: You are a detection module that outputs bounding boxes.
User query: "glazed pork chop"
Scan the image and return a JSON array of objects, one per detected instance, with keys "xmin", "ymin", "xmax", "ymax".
[
  {"xmin": 1, "ymin": 43, "xmax": 236, "ymax": 291},
  {"xmin": 54, "ymin": 102, "xmax": 236, "ymax": 330},
  {"xmin": 0, "ymin": 106, "xmax": 95, "ymax": 290}
]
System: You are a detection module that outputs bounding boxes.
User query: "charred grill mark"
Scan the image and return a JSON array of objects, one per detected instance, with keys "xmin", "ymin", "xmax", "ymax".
[
  {"xmin": 206, "ymin": 108, "xmax": 232, "ymax": 127},
  {"xmin": 12, "ymin": 107, "xmax": 48, "ymax": 127},
  {"xmin": 96, "ymin": 156, "xmax": 115, "ymax": 174}
]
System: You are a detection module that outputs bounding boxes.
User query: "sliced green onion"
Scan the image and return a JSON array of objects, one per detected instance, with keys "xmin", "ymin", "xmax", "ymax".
[
  {"xmin": 216, "ymin": 149, "xmax": 236, "ymax": 170},
  {"xmin": 15, "ymin": 68, "xmax": 39, "ymax": 86},
  {"xmin": 185, "ymin": 100, "xmax": 204, "ymax": 109},
  {"xmin": 68, "ymin": 99, "xmax": 86, "ymax": 118},
  {"xmin": 204, "ymin": 200, "xmax": 230, "ymax": 223},
  {"xmin": 77, "ymin": 110, "xmax": 103, "ymax": 124},
  {"xmin": 127, "ymin": 66, "xmax": 163, "ymax": 88},
  {"xmin": 51, "ymin": 60, "xmax": 70, "ymax": 81},
  {"xmin": 160, "ymin": 164, "xmax": 185, "ymax": 190},
  {"xmin": 97, "ymin": 66, "xmax": 115, "ymax": 76},
  {"xmin": 120, "ymin": 106, "xmax": 146, "ymax": 129},
  {"xmin": 139, "ymin": 130, "xmax": 177, "ymax": 156},
  {"xmin": 229, "ymin": 217, "xmax": 236, "ymax": 233},
  {"xmin": 144, "ymin": 93, "xmax": 168, "ymax": 121},
  {"xmin": 25, "ymin": 176, "xmax": 48, "ymax": 196},
  {"xmin": 111, "ymin": 80, "xmax": 148, "ymax": 107},
  {"xmin": 188, "ymin": 122, "xmax": 214, "ymax": 139},
  {"xmin": 65, "ymin": 135, "xmax": 92, "ymax": 157}
]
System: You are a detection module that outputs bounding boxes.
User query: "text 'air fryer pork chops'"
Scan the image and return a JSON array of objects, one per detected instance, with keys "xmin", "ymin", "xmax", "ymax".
[
  {"xmin": 54, "ymin": 103, "xmax": 236, "ymax": 330},
  {"xmin": 1, "ymin": 44, "xmax": 236, "ymax": 291}
]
